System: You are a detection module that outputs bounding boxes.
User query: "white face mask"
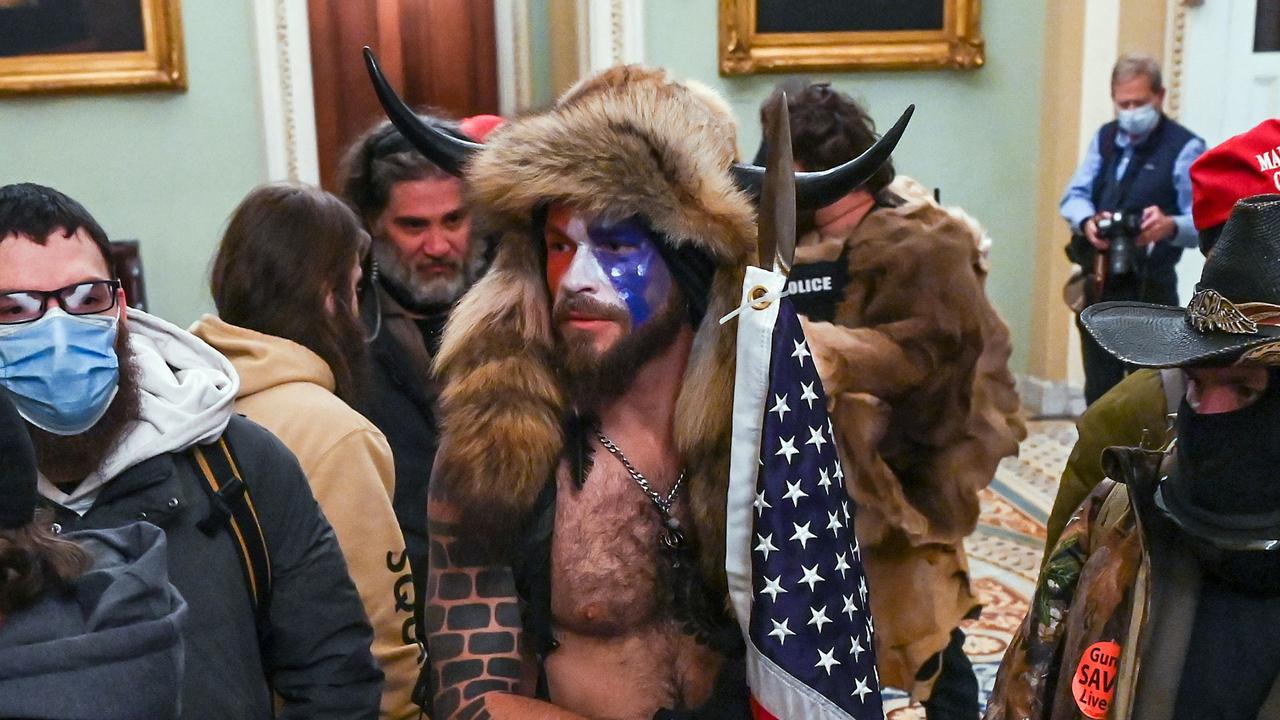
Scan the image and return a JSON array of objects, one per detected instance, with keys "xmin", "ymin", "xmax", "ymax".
[{"xmin": 1117, "ymin": 103, "xmax": 1160, "ymax": 137}]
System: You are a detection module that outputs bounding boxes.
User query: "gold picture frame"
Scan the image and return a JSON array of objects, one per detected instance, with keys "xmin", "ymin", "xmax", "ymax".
[
  {"xmin": 0, "ymin": 0, "xmax": 186, "ymax": 95},
  {"xmin": 719, "ymin": 0, "xmax": 984, "ymax": 75}
]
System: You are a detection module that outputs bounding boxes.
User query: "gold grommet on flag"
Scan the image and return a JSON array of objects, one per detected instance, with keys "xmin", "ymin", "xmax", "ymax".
[{"xmin": 749, "ymin": 285, "xmax": 772, "ymax": 310}]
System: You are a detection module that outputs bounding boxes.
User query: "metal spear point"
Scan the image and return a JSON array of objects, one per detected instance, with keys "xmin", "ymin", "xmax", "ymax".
[{"xmin": 758, "ymin": 92, "xmax": 797, "ymax": 274}]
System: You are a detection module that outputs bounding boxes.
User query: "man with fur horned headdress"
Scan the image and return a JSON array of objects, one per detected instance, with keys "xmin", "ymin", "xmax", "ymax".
[{"xmin": 366, "ymin": 56, "xmax": 903, "ymax": 719}]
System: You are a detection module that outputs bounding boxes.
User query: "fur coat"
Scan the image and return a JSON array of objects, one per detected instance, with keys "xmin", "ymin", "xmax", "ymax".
[
  {"xmin": 798, "ymin": 177, "xmax": 1026, "ymax": 695},
  {"xmin": 430, "ymin": 66, "xmax": 756, "ymax": 597}
]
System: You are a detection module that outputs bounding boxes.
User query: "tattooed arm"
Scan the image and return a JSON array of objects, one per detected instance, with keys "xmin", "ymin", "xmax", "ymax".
[{"xmin": 424, "ymin": 497, "xmax": 589, "ymax": 720}]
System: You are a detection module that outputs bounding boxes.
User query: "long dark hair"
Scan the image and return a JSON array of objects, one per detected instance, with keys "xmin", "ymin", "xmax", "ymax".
[
  {"xmin": 211, "ymin": 184, "xmax": 371, "ymax": 402},
  {"xmin": 0, "ymin": 511, "xmax": 90, "ymax": 619}
]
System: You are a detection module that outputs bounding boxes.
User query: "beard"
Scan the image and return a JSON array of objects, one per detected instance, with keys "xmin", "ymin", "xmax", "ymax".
[
  {"xmin": 373, "ymin": 236, "xmax": 471, "ymax": 310},
  {"xmin": 552, "ymin": 292, "xmax": 686, "ymax": 411},
  {"xmin": 30, "ymin": 323, "xmax": 142, "ymax": 490}
]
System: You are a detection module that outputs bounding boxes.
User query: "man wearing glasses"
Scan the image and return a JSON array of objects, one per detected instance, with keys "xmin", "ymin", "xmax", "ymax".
[{"xmin": 0, "ymin": 183, "xmax": 385, "ymax": 719}]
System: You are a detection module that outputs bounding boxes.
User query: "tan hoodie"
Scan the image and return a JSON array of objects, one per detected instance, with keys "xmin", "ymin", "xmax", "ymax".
[{"xmin": 190, "ymin": 315, "xmax": 421, "ymax": 720}]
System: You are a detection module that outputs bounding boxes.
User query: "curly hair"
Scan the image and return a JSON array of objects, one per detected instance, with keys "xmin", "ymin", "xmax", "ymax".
[
  {"xmin": 763, "ymin": 82, "xmax": 895, "ymax": 195},
  {"xmin": 0, "ymin": 511, "xmax": 90, "ymax": 619}
]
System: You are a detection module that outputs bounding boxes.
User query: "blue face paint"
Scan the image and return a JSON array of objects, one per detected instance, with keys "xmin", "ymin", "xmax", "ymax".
[{"xmin": 584, "ymin": 217, "xmax": 674, "ymax": 327}]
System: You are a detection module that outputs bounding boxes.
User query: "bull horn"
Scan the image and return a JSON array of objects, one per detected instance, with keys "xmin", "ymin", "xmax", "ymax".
[
  {"xmin": 732, "ymin": 104, "xmax": 914, "ymax": 209},
  {"xmin": 363, "ymin": 47, "xmax": 483, "ymax": 177}
]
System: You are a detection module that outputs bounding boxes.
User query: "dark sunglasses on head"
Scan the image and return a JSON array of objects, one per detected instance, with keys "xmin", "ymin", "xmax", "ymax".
[{"xmin": 0, "ymin": 280, "xmax": 121, "ymax": 326}]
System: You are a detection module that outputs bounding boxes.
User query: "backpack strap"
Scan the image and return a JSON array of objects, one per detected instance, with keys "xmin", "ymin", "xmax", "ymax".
[{"xmin": 191, "ymin": 437, "xmax": 273, "ymax": 617}]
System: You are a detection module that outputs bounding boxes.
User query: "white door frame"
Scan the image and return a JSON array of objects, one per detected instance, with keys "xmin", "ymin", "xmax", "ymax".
[{"xmin": 251, "ymin": 0, "xmax": 321, "ymax": 185}]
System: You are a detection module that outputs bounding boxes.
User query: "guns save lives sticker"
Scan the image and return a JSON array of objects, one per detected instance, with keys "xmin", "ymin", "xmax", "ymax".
[{"xmin": 1072, "ymin": 640, "xmax": 1121, "ymax": 718}]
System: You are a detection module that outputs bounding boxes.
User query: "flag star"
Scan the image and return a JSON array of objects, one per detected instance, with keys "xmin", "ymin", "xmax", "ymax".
[
  {"xmin": 791, "ymin": 338, "xmax": 811, "ymax": 366},
  {"xmin": 754, "ymin": 533, "xmax": 779, "ymax": 561},
  {"xmin": 853, "ymin": 676, "xmax": 873, "ymax": 703},
  {"xmin": 817, "ymin": 467, "xmax": 833, "ymax": 494},
  {"xmin": 754, "ymin": 489, "xmax": 771, "ymax": 516},
  {"xmin": 776, "ymin": 436, "xmax": 799, "ymax": 464},
  {"xmin": 799, "ymin": 563, "xmax": 825, "ymax": 592},
  {"xmin": 782, "ymin": 478, "xmax": 809, "ymax": 507},
  {"xmin": 815, "ymin": 647, "xmax": 842, "ymax": 675},
  {"xmin": 833, "ymin": 459, "xmax": 844, "ymax": 481},
  {"xmin": 842, "ymin": 593, "xmax": 859, "ymax": 620},
  {"xmin": 834, "ymin": 552, "xmax": 851, "ymax": 579},
  {"xmin": 790, "ymin": 522, "xmax": 817, "ymax": 550},
  {"xmin": 850, "ymin": 634, "xmax": 866, "ymax": 661},
  {"xmin": 867, "ymin": 613, "xmax": 876, "ymax": 635},
  {"xmin": 761, "ymin": 575, "xmax": 787, "ymax": 601},
  {"xmin": 826, "ymin": 510, "xmax": 843, "ymax": 538},
  {"xmin": 859, "ymin": 576, "xmax": 869, "ymax": 603},
  {"xmin": 807, "ymin": 604, "xmax": 832, "ymax": 633},
  {"xmin": 800, "ymin": 381, "xmax": 820, "ymax": 409},
  {"xmin": 827, "ymin": 416, "xmax": 835, "ymax": 439},
  {"xmin": 805, "ymin": 425, "xmax": 828, "ymax": 453},
  {"xmin": 768, "ymin": 618, "xmax": 796, "ymax": 645},
  {"xmin": 770, "ymin": 393, "xmax": 790, "ymax": 422}
]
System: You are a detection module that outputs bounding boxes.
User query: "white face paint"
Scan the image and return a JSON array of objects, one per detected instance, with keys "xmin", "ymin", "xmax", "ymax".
[{"xmin": 559, "ymin": 229, "xmax": 628, "ymax": 312}]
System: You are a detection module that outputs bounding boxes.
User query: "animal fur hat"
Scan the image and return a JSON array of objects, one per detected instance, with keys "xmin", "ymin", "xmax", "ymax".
[{"xmin": 431, "ymin": 67, "xmax": 756, "ymax": 592}]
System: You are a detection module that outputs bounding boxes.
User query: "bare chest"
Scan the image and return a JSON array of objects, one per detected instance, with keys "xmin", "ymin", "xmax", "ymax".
[{"xmin": 549, "ymin": 454, "xmax": 689, "ymax": 633}]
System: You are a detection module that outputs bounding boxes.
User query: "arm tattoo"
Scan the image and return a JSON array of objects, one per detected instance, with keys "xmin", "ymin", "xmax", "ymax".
[{"xmin": 425, "ymin": 505, "xmax": 528, "ymax": 720}]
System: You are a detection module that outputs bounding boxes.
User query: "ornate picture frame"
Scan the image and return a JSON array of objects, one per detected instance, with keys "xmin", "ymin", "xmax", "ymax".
[
  {"xmin": 0, "ymin": 0, "xmax": 186, "ymax": 95},
  {"xmin": 719, "ymin": 0, "xmax": 984, "ymax": 75}
]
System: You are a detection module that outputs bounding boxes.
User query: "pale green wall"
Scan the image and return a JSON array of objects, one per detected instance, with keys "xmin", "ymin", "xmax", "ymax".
[
  {"xmin": 0, "ymin": 1, "xmax": 267, "ymax": 326},
  {"xmin": 645, "ymin": 0, "xmax": 1048, "ymax": 371}
]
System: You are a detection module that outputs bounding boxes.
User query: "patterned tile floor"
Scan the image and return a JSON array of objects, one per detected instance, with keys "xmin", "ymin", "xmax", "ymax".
[{"xmin": 881, "ymin": 420, "xmax": 1077, "ymax": 719}]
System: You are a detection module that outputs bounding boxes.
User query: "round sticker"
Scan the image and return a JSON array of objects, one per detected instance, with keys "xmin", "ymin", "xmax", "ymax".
[{"xmin": 1072, "ymin": 640, "xmax": 1121, "ymax": 719}]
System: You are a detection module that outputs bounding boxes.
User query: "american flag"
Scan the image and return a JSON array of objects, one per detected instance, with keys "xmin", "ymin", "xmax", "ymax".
[{"xmin": 725, "ymin": 266, "xmax": 882, "ymax": 720}]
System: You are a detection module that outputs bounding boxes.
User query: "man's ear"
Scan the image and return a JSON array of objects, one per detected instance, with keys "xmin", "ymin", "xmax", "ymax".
[{"xmin": 116, "ymin": 287, "xmax": 129, "ymax": 326}]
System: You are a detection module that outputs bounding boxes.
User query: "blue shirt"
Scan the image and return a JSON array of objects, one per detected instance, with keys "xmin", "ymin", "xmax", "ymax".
[{"xmin": 1060, "ymin": 126, "xmax": 1206, "ymax": 249}]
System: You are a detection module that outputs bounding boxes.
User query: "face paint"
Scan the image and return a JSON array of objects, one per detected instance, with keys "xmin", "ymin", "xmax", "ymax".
[{"xmin": 544, "ymin": 207, "xmax": 674, "ymax": 328}]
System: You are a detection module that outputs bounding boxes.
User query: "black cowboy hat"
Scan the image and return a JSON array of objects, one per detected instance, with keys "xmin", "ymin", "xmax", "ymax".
[{"xmin": 1082, "ymin": 194, "xmax": 1280, "ymax": 368}]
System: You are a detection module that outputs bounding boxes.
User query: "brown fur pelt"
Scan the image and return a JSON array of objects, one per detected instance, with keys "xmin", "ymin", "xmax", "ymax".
[{"xmin": 431, "ymin": 66, "xmax": 756, "ymax": 595}]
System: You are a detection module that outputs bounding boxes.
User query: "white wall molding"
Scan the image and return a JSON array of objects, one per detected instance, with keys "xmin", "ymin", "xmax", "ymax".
[
  {"xmin": 494, "ymin": 0, "xmax": 531, "ymax": 115},
  {"xmin": 581, "ymin": 0, "xmax": 645, "ymax": 73},
  {"xmin": 252, "ymin": 0, "xmax": 319, "ymax": 184},
  {"xmin": 1017, "ymin": 374, "xmax": 1086, "ymax": 419}
]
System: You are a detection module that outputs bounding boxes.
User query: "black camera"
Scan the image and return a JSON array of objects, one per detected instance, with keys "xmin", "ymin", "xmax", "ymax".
[{"xmin": 1095, "ymin": 210, "xmax": 1143, "ymax": 276}]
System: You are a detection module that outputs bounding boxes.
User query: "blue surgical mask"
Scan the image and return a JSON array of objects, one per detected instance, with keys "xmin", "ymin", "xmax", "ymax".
[
  {"xmin": 1117, "ymin": 103, "xmax": 1160, "ymax": 137},
  {"xmin": 0, "ymin": 308, "xmax": 121, "ymax": 435}
]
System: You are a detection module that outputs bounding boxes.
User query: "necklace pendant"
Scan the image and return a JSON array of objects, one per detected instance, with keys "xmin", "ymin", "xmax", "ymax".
[{"xmin": 660, "ymin": 527, "xmax": 685, "ymax": 551}]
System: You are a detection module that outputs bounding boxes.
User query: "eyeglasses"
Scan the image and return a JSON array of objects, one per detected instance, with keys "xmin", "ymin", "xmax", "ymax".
[{"xmin": 0, "ymin": 280, "xmax": 121, "ymax": 325}]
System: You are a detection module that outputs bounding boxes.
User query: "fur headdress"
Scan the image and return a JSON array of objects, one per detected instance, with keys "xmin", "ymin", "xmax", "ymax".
[{"xmin": 430, "ymin": 67, "xmax": 754, "ymax": 592}]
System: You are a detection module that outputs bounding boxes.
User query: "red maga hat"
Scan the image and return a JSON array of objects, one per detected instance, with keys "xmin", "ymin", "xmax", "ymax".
[
  {"xmin": 460, "ymin": 114, "xmax": 504, "ymax": 142},
  {"xmin": 1191, "ymin": 118, "xmax": 1280, "ymax": 230}
]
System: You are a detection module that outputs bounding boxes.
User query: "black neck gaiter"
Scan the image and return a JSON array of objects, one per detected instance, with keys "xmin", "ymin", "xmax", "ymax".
[
  {"xmin": 1170, "ymin": 370, "xmax": 1280, "ymax": 593},
  {"xmin": 1173, "ymin": 370, "xmax": 1280, "ymax": 519}
]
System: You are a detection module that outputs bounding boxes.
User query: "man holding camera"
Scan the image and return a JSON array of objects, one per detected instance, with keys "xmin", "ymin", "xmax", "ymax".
[{"xmin": 1062, "ymin": 53, "xmax": 1205, "ymax": 404}]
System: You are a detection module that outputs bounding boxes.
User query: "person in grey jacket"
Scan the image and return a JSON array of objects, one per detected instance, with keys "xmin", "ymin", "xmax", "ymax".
[
  {"xmin": 0, "ymin": 183, "xmax": 384, "ymax": 719},
  {"xmin": 0, "ymin": 383, "xmax": 186, "ymax": 719}
]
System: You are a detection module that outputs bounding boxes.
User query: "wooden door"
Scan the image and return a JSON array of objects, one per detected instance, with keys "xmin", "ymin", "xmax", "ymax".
[{"xmin": 308, "ymin": 0, "xmax": 499, "ymax": 190}]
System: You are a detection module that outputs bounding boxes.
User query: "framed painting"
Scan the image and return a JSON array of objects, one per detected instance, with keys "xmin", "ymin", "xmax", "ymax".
[
  {"xmin": 719, "ymin": 0, "xmax": 984, "ymax": 74},
  {"xmin": 0, "ymin": 0, "xmax": 186, "ymax": 95}
]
